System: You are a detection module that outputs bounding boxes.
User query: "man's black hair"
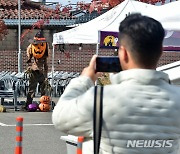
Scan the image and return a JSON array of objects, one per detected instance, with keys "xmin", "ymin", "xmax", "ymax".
[{"xmin": 119, "ymin": 13, "xmax": 165, "ymax": 67}]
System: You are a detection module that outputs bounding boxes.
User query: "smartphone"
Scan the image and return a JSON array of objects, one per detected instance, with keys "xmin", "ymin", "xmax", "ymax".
[{"xmin": 96, "ymin": 56, "xmax": 121, "ymax": 72}]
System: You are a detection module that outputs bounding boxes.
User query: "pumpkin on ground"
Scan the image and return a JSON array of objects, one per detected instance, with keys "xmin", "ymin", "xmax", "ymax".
[
  {"xmin": 39, "ymin": 103, "xmax": 50, "ymax": 112},
  {"xmin": 39, "ymin": 95, "xmax": 51, "ymax": 112},
  {"xmin": 40, "ymin": 95, "xmax": 50, "ymax": 104}
]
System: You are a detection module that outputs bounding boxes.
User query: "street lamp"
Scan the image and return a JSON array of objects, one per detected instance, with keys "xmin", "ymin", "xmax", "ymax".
[{"xmin": 18, "ymin": 0, "xmax": 22, "ymax": 73}]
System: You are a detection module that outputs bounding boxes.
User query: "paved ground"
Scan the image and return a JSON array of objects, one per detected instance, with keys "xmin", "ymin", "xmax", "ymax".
[{"xmin": 0, "ymin": 97, "xmax": 69, "ymax": 154}]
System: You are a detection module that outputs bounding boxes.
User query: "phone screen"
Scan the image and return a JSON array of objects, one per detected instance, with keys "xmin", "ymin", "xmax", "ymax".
[{"xmin": 96, "ymin": 56, "xmax": 121, "ymax": 72}]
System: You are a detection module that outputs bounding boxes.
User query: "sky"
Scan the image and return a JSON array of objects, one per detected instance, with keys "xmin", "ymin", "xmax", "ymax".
[
  {"xmin": 51, "ymin": 0, "xmax": 92, "ymax": 6},
  {"xmin": 41, "ymin": 0, "xmax": 177, "ymax": 6}
]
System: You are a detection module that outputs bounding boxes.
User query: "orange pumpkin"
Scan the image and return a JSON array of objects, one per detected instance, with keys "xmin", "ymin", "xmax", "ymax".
[
  {"xmin": 32, "ymin": 42, "xmax": 46, "ymax": 59},
  {"xmin": 39, "ymin": 103, "xmax": 50, "ymax": 112},
  {"xmin": 40, "ymin": 95, "xmax": 50, "ymax": 104}
]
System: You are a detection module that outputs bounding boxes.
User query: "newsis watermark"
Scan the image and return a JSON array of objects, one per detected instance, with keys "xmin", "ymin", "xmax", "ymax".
[{"xmin": 127, "ymin": 140, "xmax": 173, "ymax": 148}]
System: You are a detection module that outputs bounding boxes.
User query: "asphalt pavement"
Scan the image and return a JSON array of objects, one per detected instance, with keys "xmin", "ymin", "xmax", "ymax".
[{"xmin": 0, "ymin": 97, "xmax": 68, "ymax": 154}]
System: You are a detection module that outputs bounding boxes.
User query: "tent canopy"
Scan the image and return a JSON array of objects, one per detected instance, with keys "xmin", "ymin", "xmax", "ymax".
[{"xmin": 53, "ymin": 0, "xmax": 180, "ymax": 45}]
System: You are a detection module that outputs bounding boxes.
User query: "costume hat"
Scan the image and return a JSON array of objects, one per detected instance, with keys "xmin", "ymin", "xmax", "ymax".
[{"xmin": 29, "ymin": 30, "xmax": 47, "ymax": 44}]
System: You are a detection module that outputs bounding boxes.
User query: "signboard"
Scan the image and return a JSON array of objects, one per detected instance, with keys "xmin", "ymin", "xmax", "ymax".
[
  {"xmin": 99, "ymin": 31, "xmax": 119, "ymax": 49},
  {"xmin": 99, "ymin": 30, "xmax": 180, "ymax": 51},
  {"xmin": 163, "ymin": 30, "xmax": 180, "ymax": 51}
]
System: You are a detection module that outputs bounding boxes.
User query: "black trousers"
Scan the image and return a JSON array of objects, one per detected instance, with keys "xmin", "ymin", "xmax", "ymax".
[{"xmin": 26, "ymin": 70, "xmax": 46, "ymax": 105}]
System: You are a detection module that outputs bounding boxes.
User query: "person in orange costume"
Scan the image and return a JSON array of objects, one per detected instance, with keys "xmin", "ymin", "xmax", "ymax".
[{"xmin": 23, "ymin": 30, "xmax": 50, "ymax": 110}]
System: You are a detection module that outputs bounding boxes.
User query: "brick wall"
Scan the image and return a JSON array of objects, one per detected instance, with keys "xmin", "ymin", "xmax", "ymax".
[
  {"xmin": 0, "ymin": 29, "xmax": 56, "ymax": 51},
  {"xmin": 53, "ymin": 44, "xmax": 115, "ymax": 72},
  {"xmin": 0, "ymin": 44, "xmax": 179, "ymax": 73},
  {"xmin": 0, "ymin": 29, "xmax": 18, "ymax": 50},
  {"xmin": 158, "ymin": 51, "xmax": 180, "ymax": 66},
  {"xmin": 1, "ymin": 29, "xmax": 179, "ymax": 73},
  {"xmin": 0, "ymin": 44, "xmax": 114, "ymax": 72}
]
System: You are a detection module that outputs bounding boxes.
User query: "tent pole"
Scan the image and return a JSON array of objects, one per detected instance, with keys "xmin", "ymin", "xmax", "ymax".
[
  {"xmin": 96, "ymin": 31, "xmax": 100, "ymax": 55},
  {"xmin": 96, "ymin": 43, "xmax": 99, "ymax": 55},
  {"xmin": 18, "ymin": 0, "xmax": 22, "ymax": 73},
  {"xmin": 95, "ymin": 43, "xmax": 99, "ymax": 86},
  {"xmin": 51, "ymin": 44, "xmax": 55, "ymax": 96}
]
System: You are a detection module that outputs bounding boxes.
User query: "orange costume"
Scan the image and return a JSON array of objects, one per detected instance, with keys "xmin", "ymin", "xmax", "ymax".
[{"xmin": 25, "ymin": 30, "xmax": 50, "ymax": 110}]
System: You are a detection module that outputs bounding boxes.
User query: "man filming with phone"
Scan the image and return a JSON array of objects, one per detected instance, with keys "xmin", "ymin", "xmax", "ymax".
[{"xmin": 52, "ymin": 13, "xmax": 180, "ymax": 154}]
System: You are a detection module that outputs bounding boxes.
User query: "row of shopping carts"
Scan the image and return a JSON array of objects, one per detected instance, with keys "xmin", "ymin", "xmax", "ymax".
[
  {"xmin": 0, "ymin": 71, "xmax": 80, "ymax": 110},
  {"xmin": 48, "ymin": 71, "xmax": 80, "ymax": 97},
  {"xmin": 0, "ymin": 70, "xmax": 80, "ymax": 97}
]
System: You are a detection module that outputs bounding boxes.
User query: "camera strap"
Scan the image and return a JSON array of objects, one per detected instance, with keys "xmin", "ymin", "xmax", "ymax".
[{"xmin": 93, "ymin": 85, "xmax": 103, "ymax": 154}]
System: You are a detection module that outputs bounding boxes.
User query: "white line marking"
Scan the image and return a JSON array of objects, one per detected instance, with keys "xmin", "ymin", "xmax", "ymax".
[
  {"xmin": 23, "ymin": 124, "xmax": 54, "ymax": 126},
  {"xmin": 0, "ymin": 123, "xmax": 54, "ymax": 127},
  {"xmin": 0, "ymin": 122, "xmax": 8, "ymax": 126}
]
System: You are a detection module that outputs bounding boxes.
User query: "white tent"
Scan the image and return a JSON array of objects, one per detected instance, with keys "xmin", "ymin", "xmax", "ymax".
[
  {"xmin": 53, "ymin": 0, "xmax": 180, "ymax": 45},
  {"xmin": 51, "ymin": 0, "xmax": 180, "ymax": 85},
  {"xmin": 53, "ymin": 0, "xmax": 156, "ymax": 44}
]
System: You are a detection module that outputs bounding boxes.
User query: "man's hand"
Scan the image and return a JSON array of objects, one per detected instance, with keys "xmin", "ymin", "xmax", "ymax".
[{"xmin": 81, "ymin": 55, "xmax": 102, "ymax": 83}]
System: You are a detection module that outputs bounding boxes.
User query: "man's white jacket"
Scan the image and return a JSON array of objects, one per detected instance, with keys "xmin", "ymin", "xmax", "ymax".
[{"xmin": 52, "ymin": 69, "xmax": 180, "ymax": 154}]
